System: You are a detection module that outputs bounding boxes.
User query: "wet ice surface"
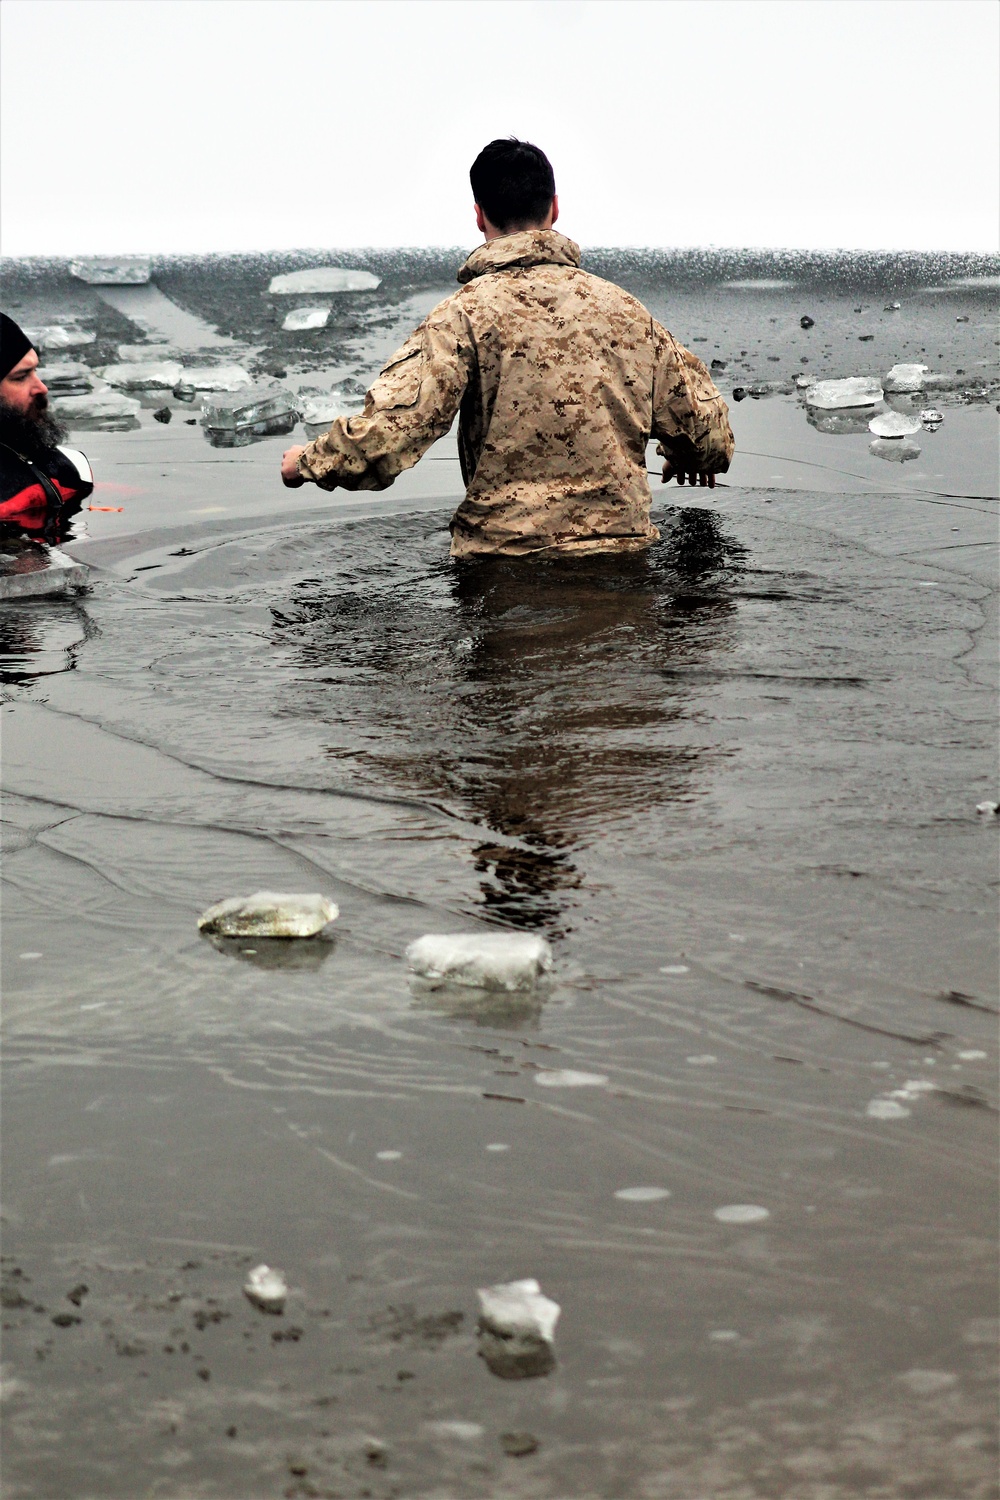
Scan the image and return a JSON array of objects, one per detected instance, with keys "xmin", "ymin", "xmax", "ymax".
[{"xmin": 0, "ymin": 254, "xmax": 998, "ymax": 1498}]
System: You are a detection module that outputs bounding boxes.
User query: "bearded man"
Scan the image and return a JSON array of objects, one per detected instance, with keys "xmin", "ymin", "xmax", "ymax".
[{"xmin": 0, "ymin": 313, "xmax": 93, "ymax": 544}]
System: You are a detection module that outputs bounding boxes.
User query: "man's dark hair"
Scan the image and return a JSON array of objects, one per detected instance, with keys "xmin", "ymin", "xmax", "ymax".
[{"xmin": 469, "ymin": 139, "xmax": 556, "ymax": 233}]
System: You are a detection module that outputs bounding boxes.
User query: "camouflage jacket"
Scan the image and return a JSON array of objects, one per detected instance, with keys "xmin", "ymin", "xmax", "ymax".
[{"xmin": 297, "ymin": 231, "xmax": 734, "ymax": 557}]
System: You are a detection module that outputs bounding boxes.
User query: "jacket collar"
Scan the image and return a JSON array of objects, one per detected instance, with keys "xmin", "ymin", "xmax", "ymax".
[{"xmin": 457, "ymin": 229, "xmax": 581, "ymax": 283}]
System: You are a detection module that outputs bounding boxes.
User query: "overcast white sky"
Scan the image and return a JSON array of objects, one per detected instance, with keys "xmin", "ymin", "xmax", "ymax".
[{"xmin": 1, "ymin": 0, "xmax": 998, "ymax": 256}]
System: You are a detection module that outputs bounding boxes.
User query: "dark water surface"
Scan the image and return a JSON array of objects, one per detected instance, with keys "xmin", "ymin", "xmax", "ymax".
[{"xmin": 1, "ymin": 252, "xmax": 998, "ymax": 1499}]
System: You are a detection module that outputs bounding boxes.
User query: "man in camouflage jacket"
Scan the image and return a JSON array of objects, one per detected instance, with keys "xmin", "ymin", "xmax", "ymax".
[{"xmin": 281, "ymin": 140, "xmax": 733, "ymax": 559}]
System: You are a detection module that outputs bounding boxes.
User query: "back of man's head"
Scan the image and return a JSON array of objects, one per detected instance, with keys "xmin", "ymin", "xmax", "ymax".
[{"xmin": 469, "ymin": 139, "xmax": 556, "ymax": 233}]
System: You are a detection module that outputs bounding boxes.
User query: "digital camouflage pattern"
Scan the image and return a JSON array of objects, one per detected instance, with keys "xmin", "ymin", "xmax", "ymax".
[{"xmin": 297, "ymin": 230, "xmax": 734, "ymax": 557}]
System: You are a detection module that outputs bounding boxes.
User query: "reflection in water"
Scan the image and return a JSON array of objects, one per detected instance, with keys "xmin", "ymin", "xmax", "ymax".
[
  {"xmin": 0, "ymin": 599, "xmax": 93, "ymax": 684},
  {"xmin": 204, "ymin": 933, "xmax": 336, "ymax": 971},
  {"xmin": 408, "ymin": 975, "xmax": 544, "ymax": 1029},
  {"xmin": 870, "ymin": 437, "xmax": 922, "ymax": 463},
  {"xmin": 805, "ymin": 408, "xmax": 876, "ymax": 436},
  {"xmin": 271, "ymin": 510, "xmax": 746, "ymax": 933}
]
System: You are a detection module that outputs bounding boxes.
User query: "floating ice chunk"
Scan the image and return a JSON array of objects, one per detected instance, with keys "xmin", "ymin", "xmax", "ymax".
[
  {"xmin": 406, "ymin": 932, "xmax": 551, "ymax": 991},
  {"xmin": 269, "ymin": 267, "xmax": 380, "ymax": 295},
  {"xmin": 708, "ymin": 1329, "xmax": 740, "ymax": 1342},
  {"xmin": 723, "ymin": 279, "xmax": 797, "ymax": 290},
  {"xmin": 897, "ymin": 1369, "xmax": 958, "ymax": 1396},
  {"xmin": 0, "ymin": 544, "xmax": 88, "ymax": 600},
  {"xmin": 659, "ymin": 963, "xmax": 690, "ymax": 974},
  {"xmin": 70, "ymin": 255, "xmax": 150, "ymax": 285},
  {"xmin": 476, "ymin": 1278, "xmax": 560, "ymax": 1380},
  {"xmin": 799, "ymin": 315, "xmax": 815, "ymax": 329},
  {"xmin": 477, "ymin": 1279, "xmax": 560, "ymax": 1343},
  {"xmin": 424, "ymin": 1420, "xmax": 484, "ymax": 1442},
  {"xmin": 868, "ymin": 411, "xmax": 922, "ymax": 438},
  {"xmin": 51, "ymin": 390, "xmax": 142, "ymax": 421},
  {"xmin": 282, "ymin": 306, "xmax": 330, "ymax": 331},
  {"xmin": 869, "ymin": 437, "xmax": 921, "ymax": 463},
  {"xmin": 534, "ymin": 1069, "xmax": 607, "ymax": 1088},
  {"xmin": 804, "ymin": 377, "xmax": 883, "ymax": 409},
  {"xmin": 614, "ymin": 1186, "xmax": 671, "ymax": 1202},
  {"xmin": 958, "ymin": 1050, "xmax": 988, "ymax": 1061},
  {"xmin": 38, "ymin": 361, "xmax": 97, "ymax": 395},
  {"xmin": 101, "ymin": 360, "xmax": 183, "ymax": 391},
  {"xmin": 198, "ymin": 891, "xmax": 337, "ymax": 938},
  {"xmin": 883, "ymin": 363, "xmax": 928, "ymax": 393},
  {"xmin": 485, "ymin": 1142, "xmax": 510, "ymax": 1152},
  {"xmin": 181, "ymin": 365, "xmax": 253, "ymax": 392},
  {"xmin": 975, "ymin": 801, "xmax": 999, "ymax": 816},
  {"xmin": 25, "ymin": 324, "xmax": 96, "ymax": 350},
  {"xmin": 686, "ymin": 1054, "xmax": 718, "ymax": 1066},
  {"xmin": 884, "ymin": 301, "xmax": 901, "ymax": 311},
  {"xmin": 920, "ymin": 408, "xmax": 944, "ymax": 427},
  {"xmin": 376, "ymin": 1150, "xmax": 402, "ymax": 1161},
  {"xmin": 714, "ymin": 1204, "xmax": 770, "ymax": 1224},
  {"xmin": 301, "ymin": 395, "xmax": 352, "ymax": 438},
  {"xmin": 243, "ymin": 1264, "xmax": 287, "ymax": 1313},
  {"xmin": 117, "ymin": 343, "xmax": 178, "ymax": 361},
  {"xmin": 201, "ymin": 386, "xmax": 299, "ymax": 445},
  {"xmin": 866, "ymin": 1097, "xmax": 910, "ymax": 1119}
]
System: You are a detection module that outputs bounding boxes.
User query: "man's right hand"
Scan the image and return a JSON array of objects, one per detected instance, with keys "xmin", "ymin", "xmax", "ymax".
[
  {"xmin": 281, "ymin": 446, "xmax": 307, "ymax": 487},
  {"xmin": 661, "ymin": 459, "xmax": 715, "ymax": 488}
]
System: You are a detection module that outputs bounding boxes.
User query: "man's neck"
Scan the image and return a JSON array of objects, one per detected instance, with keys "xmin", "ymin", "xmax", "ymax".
[{"xmin": 482, "ymin": 211, "xmax": 556, "ymax": 242}]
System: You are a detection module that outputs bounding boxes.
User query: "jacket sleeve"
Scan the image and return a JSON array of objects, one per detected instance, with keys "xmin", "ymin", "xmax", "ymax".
[
  {"xmin": 297, "ymin": 300, "xmax": 474, "ymax": 492},
  {"xmin": 650, "ymin": 321, "xmax": 734, "ymax": 475}
]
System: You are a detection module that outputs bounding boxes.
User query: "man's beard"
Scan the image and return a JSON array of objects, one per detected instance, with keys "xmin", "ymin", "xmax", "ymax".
[{"xmin": 0, "ymin": 394, "xmax": 67, "ymax": 457}]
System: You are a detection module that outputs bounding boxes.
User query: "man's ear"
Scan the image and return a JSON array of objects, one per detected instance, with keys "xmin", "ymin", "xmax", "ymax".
[
  {"xmin": 475, "ymin": 203, "xmax": 487, "ymax": 234},
  {"xmin": 550, "ymin": 195, "xmax": 559, "ymax": 227}
]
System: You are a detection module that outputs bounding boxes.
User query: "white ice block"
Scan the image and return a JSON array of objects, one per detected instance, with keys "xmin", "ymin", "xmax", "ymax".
[
  {"xmin": 301, "ymin": 395, "xmax": 353, "ymax": 437},
  {"xmin": 51, "ymin": 391, "xmax": 141, "ymax": 420},
  {"xmin": 282, "ymin": 306, "xmax": 330, "ymax": 331},
  {"xmin": 198, "ymin": 891, "xmax": 338, "ymax": 938},
  {"xmin": 269, "ymin": 267, "xmax": 380, "ymax": 295},
  {"xmin": 406, "ymin": 932, "xmax": 552, "ymax": 990},
  {"xmin": 101, "ymin": 361, "xmax": 183, "ymax": 390},
  {"xmin": 868, "ymin": 411, "xmax": 922, "ymax": 438},
  {"xmin": 0, "ymin": 545, "xmax": 88, "ymax": 601},
  {"xmin": 38, "ymin": 361, "xmax": 97, "ymax": 394},
  {"xmin": 804, "ymin": 377, "xmax": 883, "ymax": 409},
  {"xmin": 117, "ymin": 343, "xmax": 181, "ymax": 361},
  {"xmin": 477, "ymin": 1279, "xmax": 560, "ymax": 1344},
  {"xmin": 24, "ymin": 325, "xmax": 96, "ymax": 350},
  {"xmin": 243, "ymin": 1264, "xmax": 287, "ymax": 1312},
  {"xmin": 883, "ymin": 363, "xmax": 928, "ymax": 393},
  {"xmin": 201, "ymin": 387, "xmax": 298, "ymax": 433},
  {"xmin": 70, "ymin": 256, "xmax": 151, "ymax": 285},
  {"xmin": 178, "ymin": 365, "xmax": 253, "ymax": 392}
]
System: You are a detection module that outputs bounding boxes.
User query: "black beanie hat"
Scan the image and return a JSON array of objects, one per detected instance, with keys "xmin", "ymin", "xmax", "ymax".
[{"xmin": 0, "ymin": 313, "xmax": 35, "ymax": 381}]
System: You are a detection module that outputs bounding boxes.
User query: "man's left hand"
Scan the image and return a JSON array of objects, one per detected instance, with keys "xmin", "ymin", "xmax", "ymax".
[{"xmin": 281, "ymin": 446, "xmax": 307, "ymax": 487}]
